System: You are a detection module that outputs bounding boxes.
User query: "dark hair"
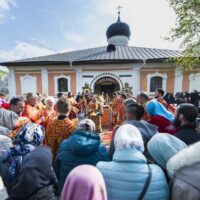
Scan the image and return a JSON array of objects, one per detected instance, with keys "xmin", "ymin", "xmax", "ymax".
[
  {"xmin": 56, "ymin": 97, "xmax": 69, "ymax": 113},
  {"xmin": 156, "ymin": 88, "xmax": 165, "ymax": 96},
  {"xmin": 26, "ymin": 92, "xmax": 34, "ymax": 99},
  {"xmin": 137, "ymin": 92, "xmax": 149, "ymax": 100},
  {"xmin": 120, "ymin": 93, "xmax": 127, "ymax": 100},
  {"xmin": 177, "ymin": 103, "xmax": 198, "ymax": 127},
  {"xmin": 57, "ymin": 92, "xmax": 64, "ymax": 98},
  {"xmin": 125, "ymin": 104, "xmax": 145, "ymax": 120},
  {"xmin": 68, "ymin": 92, "xmax": 72, "ymax": 98},
  {"xmin": 9, "ymin": 97, "xmax": 24, "ymax": 106},
  {"xmin": 124, "ymin": 98, "xmax": 137, "ymax": 108}
]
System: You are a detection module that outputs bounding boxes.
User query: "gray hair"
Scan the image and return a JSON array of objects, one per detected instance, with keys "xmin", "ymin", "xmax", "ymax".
[
  {"xmin": 79, "ymin": 119, "xmax": 96, "ymax": 132},
  {"xmin": 45, "ymin": 96, "xmax": 55, "ymax": 105}
]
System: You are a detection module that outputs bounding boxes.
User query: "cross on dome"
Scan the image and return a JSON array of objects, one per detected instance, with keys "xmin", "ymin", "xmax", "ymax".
[{"xmin": 116, "ymin": 5, "xmax": 122, "ymax": 21}]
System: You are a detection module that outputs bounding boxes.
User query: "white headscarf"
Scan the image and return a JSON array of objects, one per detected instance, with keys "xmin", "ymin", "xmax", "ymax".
[
  {"xmin": 78, "ymin": 119, "xmax": 96, "ymax": 132},
  {"xmin": 114, "ymin": 124, "xmax": 144, "ymax": 152}
]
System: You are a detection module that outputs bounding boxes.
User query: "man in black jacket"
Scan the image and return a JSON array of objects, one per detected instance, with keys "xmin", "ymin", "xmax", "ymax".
[{"xmin": 173, "ymin": 103, "xmax": 200, "ymax": 145}]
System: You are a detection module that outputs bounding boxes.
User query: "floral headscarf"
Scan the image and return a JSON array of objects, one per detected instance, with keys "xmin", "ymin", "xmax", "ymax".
[
  {"xmin": 3, "ymin": 123, "xmax": 45, "ymax": 180},
  {"xmin": 13, "ymin": 122, "xmax": 45, "ymax": 146}
]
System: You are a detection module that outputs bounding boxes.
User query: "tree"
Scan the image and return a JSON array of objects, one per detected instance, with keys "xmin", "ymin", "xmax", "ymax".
[{"xmin": 167, "ymin": 0, "xmax": 200, "ymax": 71}]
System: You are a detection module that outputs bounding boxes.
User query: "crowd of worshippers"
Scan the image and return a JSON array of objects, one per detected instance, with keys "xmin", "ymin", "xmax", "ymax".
[{"xmin": 0, "ymin": 88, "xmax": 200, "ymax": 200}]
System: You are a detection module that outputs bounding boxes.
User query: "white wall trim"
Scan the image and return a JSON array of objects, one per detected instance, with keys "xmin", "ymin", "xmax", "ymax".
[
  {"xmin": 41, "ymin": 68, "xmax": 48, "ymax": 96},
  {"xmin": 54, "ymin": 74, "xmax": 71, "ymax": 95},
  {"xmin": 147, "ymin": 72, "xmax": 167, "ymax": 94},
  {"xmin": 90, "ymin": 73, "xmax": 123, "ymax": 92},
  {"xmin": 174, "ymin": 68, "xmax": 183, "ymax": 94},
  {"xmin": 20, "ymin": 75, "xmax": 37, "ymax": 94},
  {"xmin": 8, "ymin": 67, "xmax": 16, "ymax": 97}
]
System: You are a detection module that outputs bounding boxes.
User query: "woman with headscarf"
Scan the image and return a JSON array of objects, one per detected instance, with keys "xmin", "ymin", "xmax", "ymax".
[
  {"xmin": 8, "ymin": 146, "xmax": 57, "ymax": 200},
  {"xmin": 147, "ymin": 133, "xmax": 187, "ymax": 169},
  {"xmin": 146, "ymin": 100, "xmax": 177, "ymax": 134},
  {"xmin": 0, "ymin": 135, "xmax": 12, "ymax": 200},
  {"xmin": 0, "ymin": 123, "xmax": 45, "ymax": 195},
  {"xmin": 147, "ymin": 134, "xmax": 200, "ymax": 200},
  {"xmin": 55, "ymin": 119, "xmax": 108, "ymax": 195},
  {"xmin": 97, "ymin": 124, "xmax": 169, "ymax": 200},
  {"xmin": 60, "ymin": 165, "xmax": 107, "ymax": 200}
]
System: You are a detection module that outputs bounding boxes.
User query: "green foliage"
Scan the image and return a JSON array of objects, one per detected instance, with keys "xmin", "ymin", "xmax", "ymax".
[
  {"xmin": 167, "ymin": 0, "xmax": 200, "ymax": 71},
  {"xmin": 0, "ymin": 70, "xmax": 8, "ymax": 77}
]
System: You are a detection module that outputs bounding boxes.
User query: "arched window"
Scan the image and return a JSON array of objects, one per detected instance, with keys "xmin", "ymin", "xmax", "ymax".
[
  {"xmin": 58, "ymin": 78, "xmax": 68, "ymax": 92},
  {"xmin": 150, "ymin": 76, "xmax": 162, "ymax": 92}
]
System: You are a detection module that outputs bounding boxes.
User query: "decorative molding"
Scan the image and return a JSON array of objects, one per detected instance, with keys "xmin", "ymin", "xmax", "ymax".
[
  {"xmin": 119, "ymin": 75, "xmax": 132, "ymax": 77},
  {"xmin": 147, "ymin": 72, "xmax": 167, "ymax": 94},
  {"xmin": 189, "ymin": 72, "xmax": 200, "ymax": 92},
  {"xmin": 20, "ymin": 75, "xmax": 37, "ymax": 94},
  {"xmin": 54, "ymin": 74, "xmax": 71, "ymax": 95},
  {"xmin": 90, "ymin": 73, "xmax": 123, "ymax": 92}
]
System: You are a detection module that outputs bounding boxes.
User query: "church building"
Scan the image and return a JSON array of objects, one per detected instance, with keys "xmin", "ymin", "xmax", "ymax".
[{"xmin": 1, "ymin": 13, "xmax": 200, "ymax": 98}]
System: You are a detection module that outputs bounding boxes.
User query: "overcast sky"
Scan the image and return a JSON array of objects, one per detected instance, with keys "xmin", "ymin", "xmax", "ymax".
[{"xmin": 0, "ymin": 0, "xmax": 182, "ymax": 64}]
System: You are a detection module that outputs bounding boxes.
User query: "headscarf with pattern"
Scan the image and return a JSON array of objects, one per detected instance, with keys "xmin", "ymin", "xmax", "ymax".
[{"xmin": 3, "ymin": 123, "xmax": 45, "ymax": 180}]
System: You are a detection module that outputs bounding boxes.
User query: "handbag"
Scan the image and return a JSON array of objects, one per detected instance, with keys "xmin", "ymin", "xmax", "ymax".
[{"xmin": 137, "ymin": 165, "xmax": 152, "ymax": 200}]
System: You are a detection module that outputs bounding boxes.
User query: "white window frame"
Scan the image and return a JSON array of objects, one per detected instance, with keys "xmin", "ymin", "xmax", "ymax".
[
  {"xmin": 54, "ymin": 74, "xmax": 71, "ymax": 95},
  {"xmin": 147, "ymin": 72, "xmax": 167, "ymax": 94}
]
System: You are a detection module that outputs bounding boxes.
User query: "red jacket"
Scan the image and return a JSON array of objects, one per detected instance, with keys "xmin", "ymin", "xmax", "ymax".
[{"xmin": 149, "ymin": 115, "xmax": 177, "ymax": 134}]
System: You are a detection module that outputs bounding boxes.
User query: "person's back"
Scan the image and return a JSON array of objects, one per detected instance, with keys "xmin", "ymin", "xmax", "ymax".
[
  {"xmin": 60, "ymin": 165, "xmax": 107, "ymax": 200},
  {"xmin": 46, "ymin": 97, "xmax": 78, "ymax": 158},
  {"xmin": 97, "ymin": 124, "xmax": 169, "ymax": 200},
  {"xmin": 8, "ymin": 146, "xmax": 57, "ymax": 200},
  {"xmin": 55, "ymin": 119, "xmax": 108, "ymax": 195},
  {"xmin": 166, "ymin": 141, "xmax": 200, "ymax": 200},
  {"xmin": 0, "ymin": 123, "xmax": 45, "ymax": 196},
  {"xmin": 146, "ymin": 100, "xmax": 176, "ymax": 134},
  {"xmin": 189, "ymin": 90, "xmax": 199, "ymax": 107},
  {"xmin": 0, "ymin": 107, "xmax": 18, "ymax": 135}
]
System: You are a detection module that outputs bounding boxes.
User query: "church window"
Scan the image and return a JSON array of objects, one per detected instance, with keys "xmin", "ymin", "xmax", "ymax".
[
  {"xmin": 150, "ymin": 76, "xmax": 162, "ymax": 92},
  {"xmin": 58, "ymin": 78, "xmax": 68, "ymax": 92},
  {"xmin": 20, "ymin": 75, "xmax": 37, "ymax": 94}
]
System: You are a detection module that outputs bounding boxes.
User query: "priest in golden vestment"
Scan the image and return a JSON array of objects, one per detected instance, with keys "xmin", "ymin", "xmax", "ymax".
[
  {"xmin": 46, "ymin": 97, "xmax": 78, "ymax": 159},
  {"xmin": 22, "ymin": 93, "xmax": 44, "ymax": 125},
  {"xmin": 87, "ymin": 95, "xmax": 103, "ymax": 133}
]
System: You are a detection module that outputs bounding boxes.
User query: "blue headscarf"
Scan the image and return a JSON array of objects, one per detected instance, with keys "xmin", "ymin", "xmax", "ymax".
[
  {"xmin": 3, "ymin": 123, "xmax": 45, "ymax": 180},
  {"xmin": 146, "ymin": 100, "xmax": 174, "ymax": 122},
  {"xmin": 147, "ymin": 133, "xmax": 187, "ymax": 169}
]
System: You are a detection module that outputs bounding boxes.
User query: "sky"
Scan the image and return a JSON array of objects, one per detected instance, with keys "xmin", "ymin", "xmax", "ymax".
[{"xmin": 0, "ymin": 0, "xmax": 182, "ymax": 66}]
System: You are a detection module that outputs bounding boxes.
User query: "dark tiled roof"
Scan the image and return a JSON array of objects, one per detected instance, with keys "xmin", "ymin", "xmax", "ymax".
[{"xmin": 1, "ymin": 45, "xmax": 182, "ymax": 66}]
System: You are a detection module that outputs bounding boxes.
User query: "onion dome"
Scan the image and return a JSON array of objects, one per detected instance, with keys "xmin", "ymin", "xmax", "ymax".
[
  {"xmin": 106, "ymin": 16, "xmax": 131, "ymax": 40},
  {"xmin": 106, "ymin": 14, "xmax": 131, "ymax": 46}
]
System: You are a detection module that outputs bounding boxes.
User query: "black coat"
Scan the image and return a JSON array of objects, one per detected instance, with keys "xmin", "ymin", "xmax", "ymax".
[
  {"xmin": 174, "ymin": 125, "xmax": 200, "ymax": 145},
  {"xmin": 8, "ymin": 146, "xmax": 57, "ymax": 200}
]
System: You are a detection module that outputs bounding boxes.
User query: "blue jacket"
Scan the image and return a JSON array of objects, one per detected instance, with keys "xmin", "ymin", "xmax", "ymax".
[
  {"xmin": 55, "ymin": 129, "xmax": 108, "ymax": 195},
  {"xmin": 97, "ymin": 148, "xmax": 169, "ymax": 200}
]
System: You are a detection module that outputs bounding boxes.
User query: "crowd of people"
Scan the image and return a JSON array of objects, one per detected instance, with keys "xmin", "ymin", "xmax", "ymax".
[{"xmin": 0, "ymin": 88, "xmax": 200, "ymax": 200}]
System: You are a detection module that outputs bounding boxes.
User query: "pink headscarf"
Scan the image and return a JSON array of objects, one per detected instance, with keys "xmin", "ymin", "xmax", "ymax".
[{"xmin": 60, "ymin": 165, "xmax": 107, "ymax": 200}]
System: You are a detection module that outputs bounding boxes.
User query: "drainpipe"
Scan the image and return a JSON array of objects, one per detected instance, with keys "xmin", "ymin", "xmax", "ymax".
[
  {"xmin": 132, "ymin": 59, "xmax": 146, "ymax": 97},
  {"xmin": 140, "ymin": 59, "xmax": 146, "ymax": 70}
]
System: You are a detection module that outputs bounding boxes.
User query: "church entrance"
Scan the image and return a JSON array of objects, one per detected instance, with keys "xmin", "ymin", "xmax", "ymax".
[{"xmin": 94, "ymin": 77, "xmax": 120, "ymax": 96}]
